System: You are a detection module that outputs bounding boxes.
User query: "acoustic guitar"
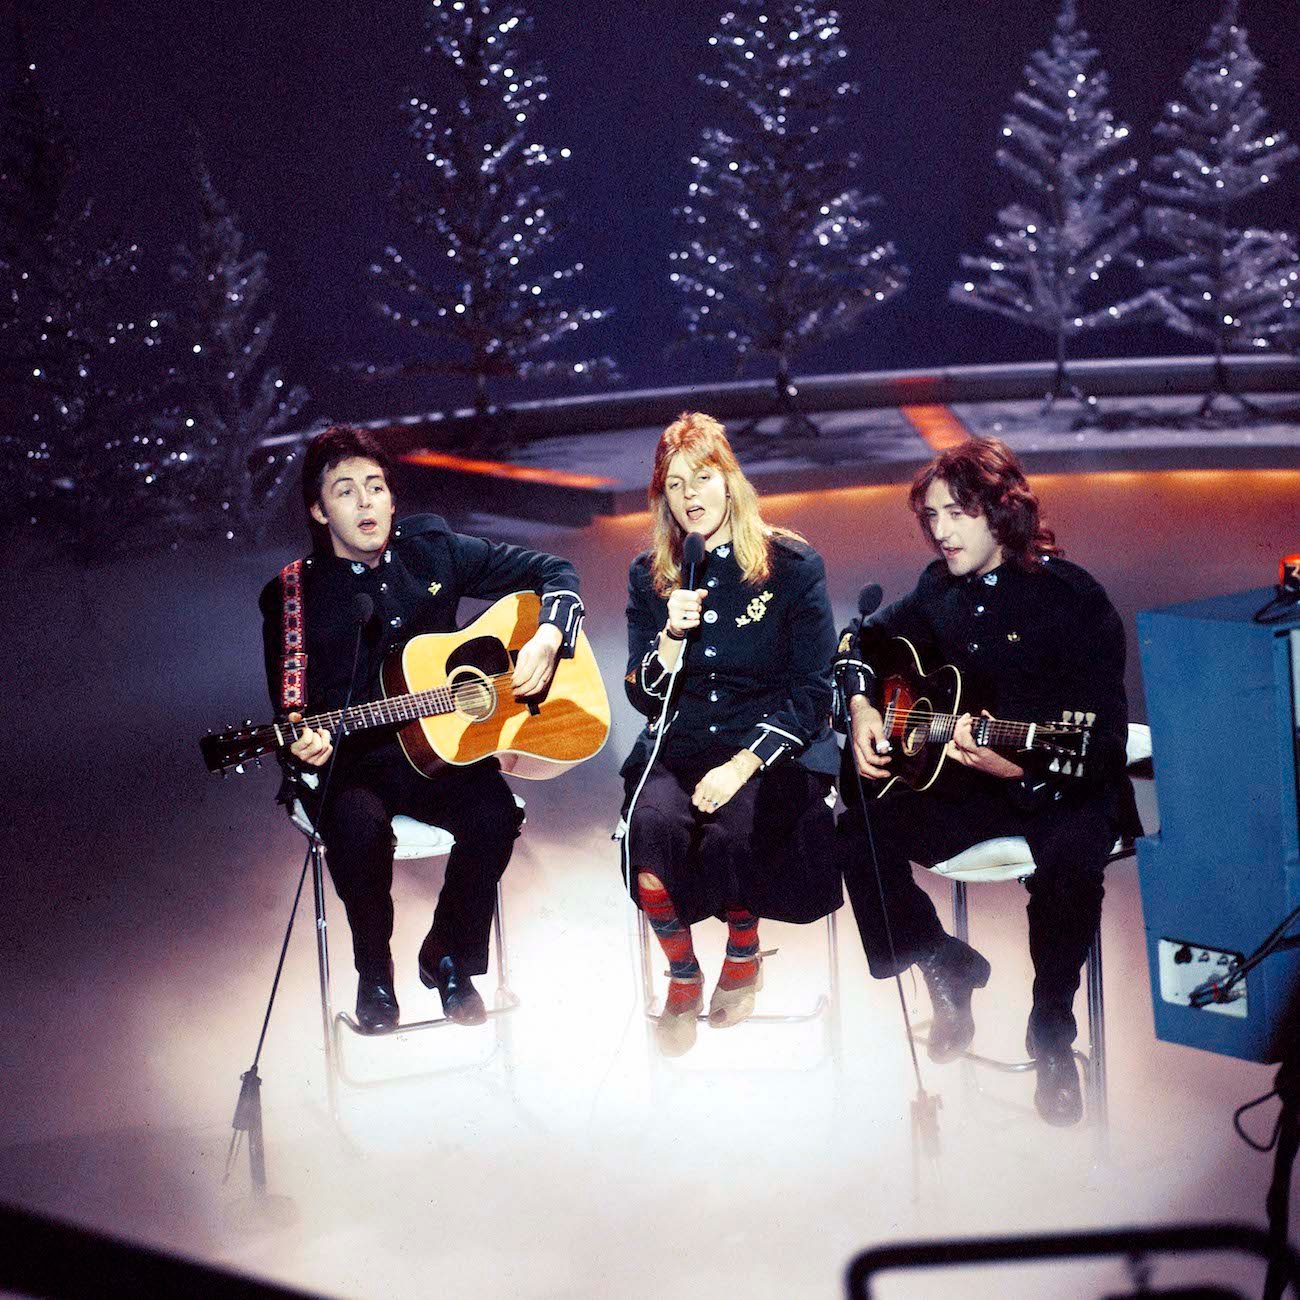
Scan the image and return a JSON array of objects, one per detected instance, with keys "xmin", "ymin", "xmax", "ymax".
[
  {"xmin": 863, "ymin": 635, "xmax": 1093, "ymax": 797},
  {"xmin": 201, "ymin": 591, "xmax": 610, "ymax": 780}
]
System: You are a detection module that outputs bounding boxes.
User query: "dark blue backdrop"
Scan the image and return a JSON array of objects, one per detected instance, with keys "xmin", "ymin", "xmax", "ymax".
[{"xmin": 15, "ymin": 0, "xmax": 1300, "ymax": 420}]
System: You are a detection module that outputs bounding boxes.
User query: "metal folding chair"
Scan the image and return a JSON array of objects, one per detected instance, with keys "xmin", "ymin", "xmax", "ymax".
[
  {"xmin": 921, "ymin": 724, "xmax": 1153, "ymax": 1132},
  {"xmin": 291, "ymin": 801, "xmax": 519, "ymax": 1118}
]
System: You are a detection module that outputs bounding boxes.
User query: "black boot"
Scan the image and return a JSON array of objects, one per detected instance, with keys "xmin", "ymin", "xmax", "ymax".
[
  {"xmin": 355, "ymin": 961, "xmax": 400, "ymax": 1034},
  {"xmin": 917, "ymin": 936, "xmax": 991, "ymax": 1063},
  {"xmin": 418, "ymin": 947, "xmax": 487, "ymax": 1026},
  {"xmin": 1026, "ymin": 1023, "xmax": 1083, "ymax": 1127}
]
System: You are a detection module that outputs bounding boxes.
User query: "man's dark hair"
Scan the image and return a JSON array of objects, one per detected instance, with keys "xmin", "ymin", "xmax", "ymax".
[
  {"xmin": 301, "ymin": 424, "xmax": 393, "ymax": 513},
  {"xmin": 908, "ymin": 436, "xmax": 1061, "ymax": 568}
]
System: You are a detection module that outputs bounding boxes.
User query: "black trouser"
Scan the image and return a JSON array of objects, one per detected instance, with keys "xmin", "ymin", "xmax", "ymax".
[
  {"xmin": 304, "ymin": 745, "xmax": 521, "ymax": 978},
  {"xmin": 839, "ymin": 778, "xmax": 1116, "ymax": 1047}
]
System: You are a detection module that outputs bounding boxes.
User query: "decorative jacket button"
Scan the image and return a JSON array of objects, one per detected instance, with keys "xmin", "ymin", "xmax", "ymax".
[
  {"xmin": 708, "ymin": 724, "xmax": 719, "ymax": 733},
  {"xmin": 974, "ymin": 604, "xmax": 985, "ymax": 615},
  {"xmin": 709, "ymin": 691, "xmax": 719, "ymax": 702},
  {"xmin": 704, "ymin": 646, "xmax": 717, "ymax": 658},
  {"xmin": 392, "ymin": 617, "xmax": 403, "ymax": 628},
  {"xmin": 703, "ymin": 610, "xmax": 718, "ymax": 624},
  {"xmin": 706, "ymin": 577, "xmax": 718, "ymax": 588},
  {"xmin": 967, "ymin": 641, "xmax": 978, "ymax": 653}
]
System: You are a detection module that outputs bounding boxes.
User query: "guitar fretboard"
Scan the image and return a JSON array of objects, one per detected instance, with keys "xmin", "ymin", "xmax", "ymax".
[
  {"xmin": 884, "ymin": 705, "xmax": 1083, "ymax": 748},
  {"xmin": 289, "ymin": 684, "xmax": 458, "ymax": 741}
]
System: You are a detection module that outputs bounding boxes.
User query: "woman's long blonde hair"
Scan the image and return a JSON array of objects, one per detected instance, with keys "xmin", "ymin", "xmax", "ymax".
[{"xmin": 646, "ymin": 411, "xmax": 803, "ymax": 596}]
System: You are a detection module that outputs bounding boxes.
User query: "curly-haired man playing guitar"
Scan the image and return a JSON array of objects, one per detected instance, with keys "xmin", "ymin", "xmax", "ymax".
[{"xmin": 835, "ymin": 437, "xmax": 1137, "ymax": 1126}]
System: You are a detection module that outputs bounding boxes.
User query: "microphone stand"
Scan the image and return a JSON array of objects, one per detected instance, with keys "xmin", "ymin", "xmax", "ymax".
[
  {"xmin": 837, "ymin": 598, "xmax": 943, "ymax": 1188},
  {"xmin": 224, "ymin": 602, "xmax": 372, "ymax": 1205}
]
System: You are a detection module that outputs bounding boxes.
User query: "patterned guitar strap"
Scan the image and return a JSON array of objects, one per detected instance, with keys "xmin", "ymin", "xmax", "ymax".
[{"xmin": 279, "ymin": 559, "xmax": 307, "ymax": 713}]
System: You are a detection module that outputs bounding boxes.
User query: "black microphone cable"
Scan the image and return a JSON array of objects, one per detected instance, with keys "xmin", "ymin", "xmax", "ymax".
[{"xmin": 619, "ymin": 532, "xmax": 708, "ymax": 893}]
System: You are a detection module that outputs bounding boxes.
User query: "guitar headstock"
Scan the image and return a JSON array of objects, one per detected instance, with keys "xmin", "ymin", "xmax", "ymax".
[
  {"xmin": 200, "ymin": 722, "xmax": 275, "ymax": 775},
  {"xmin": 1037, "ymin": 710, "xmax": 1094, "ymax": 778}
]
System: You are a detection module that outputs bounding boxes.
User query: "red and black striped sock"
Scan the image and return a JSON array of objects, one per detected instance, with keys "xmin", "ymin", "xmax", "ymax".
[
  {"xmin": 641, "ymin": 878, "xmax": 701, "ymax": 986},
  {"xmin": 720, "ymin": 906, "xmax": 760, "ymax": 989}
]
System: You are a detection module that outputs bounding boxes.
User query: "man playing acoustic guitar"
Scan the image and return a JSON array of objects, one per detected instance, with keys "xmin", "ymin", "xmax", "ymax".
[
  {"xmin": 260, "ymin": 426, "xmax": 584, "ymax": 1032},
  {"xmin": 835, "ymin": 438, "xmax": 1136, "ymax": 1125}
]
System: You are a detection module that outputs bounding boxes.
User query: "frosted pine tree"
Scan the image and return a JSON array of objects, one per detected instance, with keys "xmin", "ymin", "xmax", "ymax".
[
  {"xmin": 1141, "ymin": 0, "xmax": 1298, "ymax": 413},
  {"xmin": 950, "ymin": 0, "xmax": 1150, "ymax": 412},
  {"xmin": 672, "ymin": 0, "xmax": 906, "ymax": 436},
  {"xmin": 0, "ymin": 24, "xmax": 163, "ymax": 552},
  {"xmin": 1211, "ymin": 228, "xmax": 1300, "ymax": 355},
  {"xmin": 160, "ymin": 156, "xmax": 308, "ymax": 542},
  {"xmin": 371, "ymin": 0, "xmax": 616, "ymax": 446}
]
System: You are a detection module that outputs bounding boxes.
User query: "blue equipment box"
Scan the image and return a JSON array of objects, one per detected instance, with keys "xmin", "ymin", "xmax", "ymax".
[{"xmin": 1137, "ymin": 589, "xmax": 1300, "ymax": 1063}]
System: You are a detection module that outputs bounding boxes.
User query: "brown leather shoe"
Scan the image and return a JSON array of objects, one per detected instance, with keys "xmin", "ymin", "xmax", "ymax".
[{"xmin": 917, "ymin": 937, "xmax": 991, "ymax": 1063}]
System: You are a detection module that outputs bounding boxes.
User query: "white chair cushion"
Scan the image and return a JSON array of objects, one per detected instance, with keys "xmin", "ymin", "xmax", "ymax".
[
  {"xmin": 927, "ymin": 725, "xmax": 1150, "ymax": 884},
  {"xmin": 291, "ymin": 799, "xmax": 454, "ymax": 859},
  {"xmin": 929, "ymin": 837, "xmax": 1035, "ymax": 884},
  {"xmin": 291, "ymin": 797, "xmax": 523, "ymax": 862},
  {"xmin": 1126, "ymin": 723, "xmax": 1152, "ymax": 765},
  {"xmin": 391, "ymin": 814, "xmax": 456, "ymax": 861}
]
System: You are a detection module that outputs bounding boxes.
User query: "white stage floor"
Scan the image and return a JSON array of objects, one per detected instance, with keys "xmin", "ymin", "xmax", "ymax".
[{"xmin": 2, "ymin": 468, "xmax": 1298, "ymax": 1297}]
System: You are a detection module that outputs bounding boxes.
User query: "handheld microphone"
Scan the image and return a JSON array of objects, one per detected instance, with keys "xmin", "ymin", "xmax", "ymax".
[
  {"xmin": 857, "ymin": 583, "xmax": 883, "ymax": 619},
  {"xmin": 682, "ymin": 531, "xmax": 706, "ymax": 591}
]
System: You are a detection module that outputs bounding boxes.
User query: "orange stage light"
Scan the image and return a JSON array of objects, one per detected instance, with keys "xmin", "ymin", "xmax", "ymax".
[
  {"xmin": 900, "ymin": 404, "xmax": 971, "ymax": 450},
  {"xmin": 400, "ymin": 449, "xmax": 618, "ymax": 490}
]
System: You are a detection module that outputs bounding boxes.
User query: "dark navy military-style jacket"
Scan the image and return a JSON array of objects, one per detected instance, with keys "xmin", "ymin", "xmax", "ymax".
[
  {"xmin": 623, "ymin": 535, "xmax": 838, "ymax": 778},
  {"xmin": 833, "ymin": 554, "xmax": 1132, "ymax": 815}
]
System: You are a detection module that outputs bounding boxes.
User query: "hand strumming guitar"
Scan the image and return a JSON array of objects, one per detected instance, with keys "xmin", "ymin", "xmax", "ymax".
[
  {"xmin": 848, "ymin": 695, "xmax": 893, "ymax": 780},
  {"xmin": 512, "ymin": 622, "xmax": 563, "ymax": 697}
]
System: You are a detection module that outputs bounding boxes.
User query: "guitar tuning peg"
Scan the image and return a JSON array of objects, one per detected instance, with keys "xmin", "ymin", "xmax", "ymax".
[
  {"xmin": 1049, "ymin": 757, "xmax": 1061, "ymax": 773},
  {"xmin": 1061, "ymin": 708, "xmax": 1070, "ymax": 721},
  {"xmin": 234, "ymin": 764, "xmax": 245, "ymax": 774},
  {"xmin": 1061, "ymin": 760, "xmax": 1074, "ymax": 776},
  {"xmin": 255, "ymin": 758, "xmax": 263, "ymax": 769},
  {"xmin": 1084, "ymin": 712, "xmax": 1095, "ymax": 726}
]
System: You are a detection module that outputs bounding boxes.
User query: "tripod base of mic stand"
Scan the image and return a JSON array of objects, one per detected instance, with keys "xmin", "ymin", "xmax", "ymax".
[{"xmin": 221, "ymin": 1194, "xmax": 299, "ymax": 1234}]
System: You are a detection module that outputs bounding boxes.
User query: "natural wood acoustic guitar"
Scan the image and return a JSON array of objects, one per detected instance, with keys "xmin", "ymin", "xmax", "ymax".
[{"xmin": 201, "ymin": 591, "xmax": 610, "ymax": 780}]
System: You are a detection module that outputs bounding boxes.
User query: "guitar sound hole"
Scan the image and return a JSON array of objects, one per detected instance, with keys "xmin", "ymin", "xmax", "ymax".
[
  {"xmin": 449, "ymin": 669, "xmax": 496, "ymax": 722},
  {"xmin": 902, "ymin": 724, "xmax": 927, "ymax": 756}
]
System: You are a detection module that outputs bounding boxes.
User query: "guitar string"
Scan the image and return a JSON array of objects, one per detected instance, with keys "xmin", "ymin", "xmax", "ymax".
[
  {"xmin": 278, "ymin": 668, "xmax": 527, "ymax": 741},
  {"xmin": 884, "ymin": 704, "xmax": 1087, "ymax": 732}
]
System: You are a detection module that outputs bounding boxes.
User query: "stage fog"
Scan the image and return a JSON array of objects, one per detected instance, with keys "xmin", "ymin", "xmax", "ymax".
[{"xmin": 2, "ymin": 468, "xmax": 1297, "ymax": 1298}]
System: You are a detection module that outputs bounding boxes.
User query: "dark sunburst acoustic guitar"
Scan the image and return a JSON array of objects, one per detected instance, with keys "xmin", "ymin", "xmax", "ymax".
[
  {"xmin": 867, "ymin": 635, "xmax": 1093, "ymax": 797},
  {"xmin": 201, "ymin": 591, "xmax": 610, "ymax": 780}
]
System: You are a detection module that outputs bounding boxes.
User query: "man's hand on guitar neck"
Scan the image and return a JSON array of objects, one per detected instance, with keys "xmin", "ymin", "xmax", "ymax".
[
  {"xmin": 848, "ymin": 696, "xmax": 893, "ymax": 780},
  {"xmin": 288, "ymin": 712, "xmax": 333, "ymax": 767},
  {"xmin": 512, "ymin": 623, "xmax": 564, "ymax": 698},
  {"xmin": 946, "ymin": 710, "xmax": 1025, "ymax": 780}
]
